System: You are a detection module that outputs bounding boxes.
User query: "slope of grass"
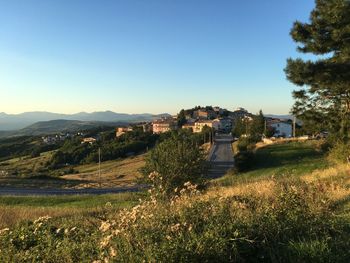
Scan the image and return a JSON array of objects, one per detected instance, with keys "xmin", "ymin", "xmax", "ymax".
[
  {"xmin": 61, "ymin": 154, "xmax": 145, "ymax": 188},
  {"xmin": 0, "ymin": 192, "xmax": 143, "ymax": 208},
  {"xmin": 1, "ymin": 141, "xmax": 349, "ymax": 262},
  {"xmin": 0, "ymin": 153, "xmax": 145, "ymax": 189},
  {"xmin": 0, "ymin": 192, "xmax": 143, "ymax": 229},
  {"xmin": 215, "ymin": 141, "xmax": 328, "ymax": 187},
  {"xmin": 0, "ymin": 151, "xmax": 54, "ymax": 177}
]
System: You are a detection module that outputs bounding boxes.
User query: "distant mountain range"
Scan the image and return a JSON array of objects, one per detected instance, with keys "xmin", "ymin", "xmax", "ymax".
[
  {"xmin": 13, "ymin": 119, "xmax": 130, "ymax": 137},
  {"xmin": 0, "ymin": 111, "xmax": 171, "ymax": 131}
]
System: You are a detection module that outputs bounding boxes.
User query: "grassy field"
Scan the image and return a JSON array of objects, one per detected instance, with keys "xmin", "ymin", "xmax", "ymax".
[
  {"xmin": 214, "ymin": 140, "xmax": 350, "ymax": 219},
  {"xmin": 0, "ymin": 153, "xmax": 145, "ymax": 189},
  {"xmin": 0, "ymin": 153, "xmax": 146, "ymax": 228},
  {"xmin": 1, "ymin": 141, "xmax": 349, "ymax": 262},
  {"xmin": 62, "ymin": 154, "xmax": 145, "ymax": 188},
  {"xmin": 217, "ymin": 141, "xmax": 328, "ymax": 186},
  {"xmin": 0, "ymin": 192, "xmax": 144, "ymax": 228},
  {"xmin": 0, "ymin": 151, "xmax": 54, "ymax": 177}
]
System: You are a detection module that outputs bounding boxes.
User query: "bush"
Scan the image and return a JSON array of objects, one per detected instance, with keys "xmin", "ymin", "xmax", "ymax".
[
  {"xmin": 327, "ymin": 141, "xmax": 350, "ymax": 164},
  {"xmin": 143, "ymin": 134, "xmax": 207, "ymax": 196},
  {"xmin": 237, "ymin": 137, "xmax": 257, "ymax": 152},
  {"xmin": 234, "ymin": 151, "xmax": 255, "ymax": 172}
]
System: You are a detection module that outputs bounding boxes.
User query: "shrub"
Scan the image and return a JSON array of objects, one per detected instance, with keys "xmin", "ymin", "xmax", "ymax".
[
  {"xmin": 327, "ymin": 141, "xmax": 350, "ymax": 164},
  {"xmin": 237, "ymin": 137, "xmax": 257, "ymax": 152},
  {"xmin": 143, "ymin": 134, "xmax": 207, "ymax": 196},
  {"xmin": 234, "ymin": 151, "xmax": 255, "ymax": 172}
]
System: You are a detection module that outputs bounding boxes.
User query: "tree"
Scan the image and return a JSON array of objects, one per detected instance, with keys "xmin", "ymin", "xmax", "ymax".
[
  {"xmin": 249, "ymin": 110, "xmax": 265, "ymax": 136},
  {"xmin": 285, "ymin": 0, "xmax": 350, "ymax": 140},
  {"xmin": 232, "ymin": 118, "xmax": 247, "ymax": 137},
  {"xmin": 177, "ymin": 109, "xmax": 187, "ymax": 127},
  {"xmin": 143, "ymin": 134, "xmax": 206, "ymax": 196}
]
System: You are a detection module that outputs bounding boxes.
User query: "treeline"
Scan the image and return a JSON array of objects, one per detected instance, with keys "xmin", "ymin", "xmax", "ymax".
[
  {"xmin": 48, "ymin": 127, "xmax": 214, "ymax": 169},
  {"xmin": 47, "ymin": 129, "xmax": 160, "ymax": 169},
  {"xmin": 0, "ymin": 136, "xmax": 60, "ymax": 161}
]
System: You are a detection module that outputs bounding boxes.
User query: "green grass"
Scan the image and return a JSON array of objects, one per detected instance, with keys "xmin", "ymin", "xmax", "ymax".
[
  {"xmin": 0, "ymin": 192, "xmax": 143, "ymax": 208},
  {"xmin": 215, "ymin": 141, "xmax": 328, "ymax": 187},
  {"xmin": 1, "ymin": 140, "xmax": 349, "ymax": 262},
  {"xmin": 0, "ymin": 192, "xmax": 144, "ymax": 228}
]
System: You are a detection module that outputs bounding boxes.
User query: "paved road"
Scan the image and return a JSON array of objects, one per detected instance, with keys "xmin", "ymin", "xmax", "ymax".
[
  {"xmin": 207, "ymin": 134, "xmax": 234, "ymax": 178},
  {"xmin": 0, "ymin": 185, "xmax": 147, "ymax": 196}
]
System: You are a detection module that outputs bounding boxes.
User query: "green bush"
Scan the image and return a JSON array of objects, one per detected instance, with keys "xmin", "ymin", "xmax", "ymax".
[
  {"xmin": 327, "ymin": 141, "xmax": 350, "ymax": 164},
  {"xmin": 234, "ymin": 151, "xmax": 255, "ymax": 172},
  {"xmin": 237, "ymin": 137, "xmax": 258, "ymax": 152},
  {"xmin": 143, "ymin": 134, "xmax": 207, "ymax": 196}
]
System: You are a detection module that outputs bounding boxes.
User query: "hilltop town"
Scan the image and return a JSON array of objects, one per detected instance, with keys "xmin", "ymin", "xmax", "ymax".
[{"xmin": 117, "ymin": 106, "xmax": 295, "ymax": 138}]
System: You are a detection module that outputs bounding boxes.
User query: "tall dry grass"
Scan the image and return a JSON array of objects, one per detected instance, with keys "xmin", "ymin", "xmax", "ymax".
[{"xmin": 0, "ymin": 206, "xmax": 86, "ymax": 228}]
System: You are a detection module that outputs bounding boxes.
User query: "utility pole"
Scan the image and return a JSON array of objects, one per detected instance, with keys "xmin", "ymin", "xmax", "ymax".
[
  {"xmin": 98, "ymin": 147, "xmax": 101, "ymax": 188},
  {"xmin": 212, "ymin": 129, "xmax": 214, "ymax": 144},
  {"xmin": 293, "ymin": 116, "xmax": 296, "ymax": 138}
]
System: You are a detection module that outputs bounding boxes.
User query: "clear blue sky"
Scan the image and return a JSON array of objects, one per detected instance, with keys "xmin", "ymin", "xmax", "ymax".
[{"xmin": 0, "ymin": 0, "xmax": 315, "ymax": 115}]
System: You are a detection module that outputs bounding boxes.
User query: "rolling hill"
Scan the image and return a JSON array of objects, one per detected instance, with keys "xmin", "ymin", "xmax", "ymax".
[
  {"xmin": 14, "ymin": 119, "xmax": 127, "ymax": 136},
  {"xmin": 0, "ymin": 111, "xmax": 170, "ymax": 131}
]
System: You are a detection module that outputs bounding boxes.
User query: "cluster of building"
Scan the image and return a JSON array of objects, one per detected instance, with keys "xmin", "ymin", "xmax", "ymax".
[
  {"xmin": 150, "ymin": 107, "xmax": 251, "ymax": 134},
  {"xmin": 41, "ymin": 108, "xmax": 295, "ymax": 145},
  {"xmin": 114, "ymin": 107, "xmax": 296, "ymax": 139},
  {"xmin": 114, "ymin": 107, "xmax": 265, "ymax": 136},
  {"xmin": 41, "ymin": 133, "xmax": 77, "ymax": 144},
  {"xmin": 115, "ymin": 123, "xmax": 152, "ymax": 137}
]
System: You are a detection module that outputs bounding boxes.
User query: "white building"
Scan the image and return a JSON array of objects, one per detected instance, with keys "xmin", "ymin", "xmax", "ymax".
[
  {"xmin": 193, "ymin": 120, "xmax": 220, "ymax": 133},
  {"xmin": 152, "ymin": 119, "xmax": 178, "ymax": 134},
  {"xmin": 268, "ymin": 120, "xmax": 293, "ymax": 138}
]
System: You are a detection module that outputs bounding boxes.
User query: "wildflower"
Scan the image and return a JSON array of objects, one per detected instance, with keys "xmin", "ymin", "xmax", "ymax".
[
  {"xmin": 100, "ymin": 235, "xmax": 113, "ymax": 248},
  {"xmin": 99, "ymin": 221, "xmax": 112, "ymax": 232},
  {"xmin": 148, "ymin": 171, "xmax": 160, "ymax": 180},
  {"xmin": 0, "ymin": 228, "xmax": 9, "ymax": 235},
  {"xmin": 109, "ymin": 246, "xmax": 117, "ymax": 258},
  {"xmin": 34, "ymin": 215, "xmax": 51, "ymax": 224},
  {"xmin": 114, "ymin": 229, "xmax": 121, "ymax": 236},
  {"xmin": 184, "ymin": 181, "xmax": 191, "ymax": 187},
  {"xmin": 290, "ymin": 185, "xmax": 298, "ymax": 192},
  {"xmin": 148, "ymin": 213, "xmax": 154, "ymax": 219},
  {"xmin": 170, "ymin": 223, "xmax": 181, "ymax": 232}
]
